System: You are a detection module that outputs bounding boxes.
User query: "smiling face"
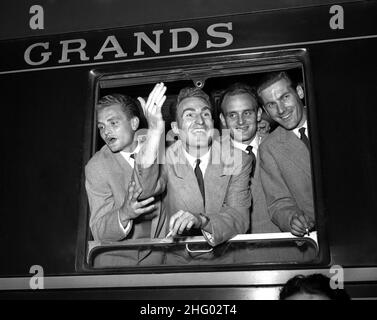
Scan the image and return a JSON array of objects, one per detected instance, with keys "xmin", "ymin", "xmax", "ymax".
[
  {"xmin": 259, "ymin": 78, "xmax": 306, "ymax": 130},
  {"xmin": 220, "ymin": 93, "xmax": 262, "ymax": 144},
  {"xmin": 171, "ymin": 96, "xmax": 214, "ymax": 150},
  {"xmin": 97, "ymin": 103, "xmax": 138, "ymax": 153}
]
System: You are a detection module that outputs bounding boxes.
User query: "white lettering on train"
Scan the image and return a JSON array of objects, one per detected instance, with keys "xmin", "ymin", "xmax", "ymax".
[
  {"xmin": 58, "ymin": 39, "xmax": 90, "ymax": 63},
  {"xmin": 94, "ymin": 35, "xmax": 128, "ymax": 60},
  {"xmin": 206, "ymin": 22, "xmax": 233, "ymax": 48},
  {"xmin": 134, "ymin": 30, "xmax": 164, "ymax": 56},
  {"xmin": 24, "ymin": 42, "xmax": 52, "ymax": 66},
  {"xmin": 169, "ymin": 27, "xmax": 199, "ymax": 53},
  {"xmin": 23, "ymin": 22, "xmax": 233, "ymax": 66}
]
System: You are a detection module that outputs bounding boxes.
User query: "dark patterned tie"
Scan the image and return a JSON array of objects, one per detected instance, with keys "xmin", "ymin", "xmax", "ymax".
[
  {"xmin": 299, "ymin": 127, "xmax": 310, "ymax": 152},
  {"xmin": 130, "ymin": 153, "xmax": 136, "ymax": 159},
  {"xmin": 194, "ymin": 159, "xmax": 205, "ymax": 207},
  {"xmin": 245, "ymin": 145, "xmax": 256, "ymax": 177}
]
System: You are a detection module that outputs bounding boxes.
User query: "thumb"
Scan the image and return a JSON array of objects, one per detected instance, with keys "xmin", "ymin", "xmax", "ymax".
[{"xmin": 137, "ymin": 97, "xmax": 146, "ymax": 110}]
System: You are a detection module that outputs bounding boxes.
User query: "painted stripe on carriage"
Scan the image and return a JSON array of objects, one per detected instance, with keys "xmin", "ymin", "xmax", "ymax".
[
  {"xmin": 0, "ymin": 34, "xmax": 376, "ymax": 75},
  {"xmin": 1, "ymin": 267, "xmax": 377, "ymax": 291}
]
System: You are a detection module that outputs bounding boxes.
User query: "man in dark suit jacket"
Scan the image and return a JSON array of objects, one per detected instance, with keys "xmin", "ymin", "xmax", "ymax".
[
  {"xmin": 219, "ymin": 83, "xmax": 280, "ymax": 234},
  {"xmin": 134, "ymin": 83, "xmax": 252, "ymax": 264},
  {"xmin": 257, "ymin": 72, "xmax": 315, "ymax": 236},
  {"xmin": 85, "ymin": 94, "xmax": 167, "ymax": 267}
]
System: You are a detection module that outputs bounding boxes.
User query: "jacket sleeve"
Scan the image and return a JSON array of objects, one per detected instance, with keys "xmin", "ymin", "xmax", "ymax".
[
  {"xmin": 259, "ymin": 143, "xmax": 304, "ymax": 232},
  {"xmin": 85, "ymin": 162, "xmax": 131, "ymax": 241},
  {"xmin": 205, "ymin": 155, "xmax": 252, "ymax": 246},
  {"xmin": 132, "ymin": 161, "xmax": 168, "ymax": 200}
]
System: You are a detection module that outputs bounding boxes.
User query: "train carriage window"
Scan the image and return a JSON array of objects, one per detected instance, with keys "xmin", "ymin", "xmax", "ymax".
[{"xmin": 80, "ymin": 49, "xmax": 327, "ymax": 271}]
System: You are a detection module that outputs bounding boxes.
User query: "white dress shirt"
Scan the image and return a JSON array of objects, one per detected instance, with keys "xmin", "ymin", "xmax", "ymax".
[
  {"xmin": 232, "ymin": 134, "xmax": 261, "ymax": 157},
  {"xmin": 293, "ymin": 120, "xmax": 309, "ymax": 139},
  {"xmin": 182, "ymin": 147, "xmax": 211, "ymax": 176},
  {"xmin": 182, "ymin": 147, "xmax": 214, "ymax": 243}
]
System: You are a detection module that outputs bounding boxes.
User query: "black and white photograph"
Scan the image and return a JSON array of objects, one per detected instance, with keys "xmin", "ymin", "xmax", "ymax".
[{"xmin": 0, "ymin": 0, "xmax": 376, "ymax": 304}]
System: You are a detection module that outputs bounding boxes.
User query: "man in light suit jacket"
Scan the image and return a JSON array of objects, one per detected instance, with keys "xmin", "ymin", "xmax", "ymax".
[
  {"xmin": 134, "ymin": 83, "xmax": 252, "ymax": 264},
  {"xmin": 219, "ymin": 83, "xmax": 280, "ymax": 234},
  {"xmin": 85, "ymin": 94, "xmax": 167, "ymax": 267},
  {"xmin": 257, "ymin": 72, "xmax": 315, "ymax": 236}
]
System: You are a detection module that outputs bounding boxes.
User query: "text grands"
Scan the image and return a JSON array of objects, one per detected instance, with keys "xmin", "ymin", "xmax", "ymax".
[{"xmin": 24, "ymin": 22, "xmax": 233, "ymax": 66}]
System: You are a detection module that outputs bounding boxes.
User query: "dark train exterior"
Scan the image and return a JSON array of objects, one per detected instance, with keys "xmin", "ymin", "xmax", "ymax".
[{"xmin": 0, "ymin": 0, "xmax": 376, "ymax": 299}]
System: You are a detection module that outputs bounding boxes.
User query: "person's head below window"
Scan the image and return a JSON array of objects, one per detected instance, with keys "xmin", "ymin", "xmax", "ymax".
[{"xmin": 279, "ymin": 274, "xmax": 350, "ymax": 300}]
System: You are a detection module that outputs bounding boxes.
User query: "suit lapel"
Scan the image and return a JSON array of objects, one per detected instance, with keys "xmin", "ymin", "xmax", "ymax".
[
  {"xmin": 204, "ymin": 140, "xmax": 230, "ymax": 214},
  {"xmin": 112, "ymin": 151, "xmax": 133, "ymax": 187},
  {"xmin": 278, "ymin": 127, "xmax": 311, "ymax": 176},
  {"xmin": 111, "ymin": 149, "xmax": 161, "ymax": 238},
  {"xmin": 171, "ymin": 143, "xmax": 205, "ymax": 214}
]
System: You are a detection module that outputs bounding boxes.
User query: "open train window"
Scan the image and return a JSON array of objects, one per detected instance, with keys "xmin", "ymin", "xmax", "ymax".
[{"xmin": 78, "ymin": 49, "xmax": 327, "ymax": 272}]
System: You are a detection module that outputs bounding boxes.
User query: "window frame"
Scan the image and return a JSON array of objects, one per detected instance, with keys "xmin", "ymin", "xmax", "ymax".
[{"xmin": 75, "ymin": 48, "xmax": 329, "ymax": 273}]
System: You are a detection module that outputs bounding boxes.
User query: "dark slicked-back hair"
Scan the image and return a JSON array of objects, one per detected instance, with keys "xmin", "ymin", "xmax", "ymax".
[
  {"xmin": 170, "ymin": 87, "xmax": 212, "ymax": 121},
  {"xmin": 279, "ymin": 274, "xmax": 350, "ymax": 300},
  {"xmin": 256, "ymin": 71, "xmax": 294, "ymax": 98},
  {"xmin": 219, "ymin": 82, "xmax": 259, "ymax": 114},
  {"xmin": 96, "ymin": 93, "xmax": 146, "ymax": 128}
]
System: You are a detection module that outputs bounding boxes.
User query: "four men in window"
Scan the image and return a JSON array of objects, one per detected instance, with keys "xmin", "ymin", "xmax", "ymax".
[{"xmin": 85, "ymin": 71, "xmax": 315, "ymax": 266}]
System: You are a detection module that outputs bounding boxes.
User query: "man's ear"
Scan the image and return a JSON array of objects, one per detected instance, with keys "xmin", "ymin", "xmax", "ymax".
[
  {"xmin": 296, "ymin": 85, "xmax": 304, "ymax": 100},
  {"xmin": 131, "ymin": 116, "xmax": 140, "ymax": 131},
  {"xmin": 256, "ymin": 108, "xmax": 262, "ymax": 122},
  {"xmin": 262, "ymin": 105, "xmax": 270, "ymax": 118},
  {"xmin": 171, "ymin": 121, "xmax": 179, "ymax": 135},
  {"xmin": 219, "ymin": 113, "xmax": 227, "ymax": 128}
]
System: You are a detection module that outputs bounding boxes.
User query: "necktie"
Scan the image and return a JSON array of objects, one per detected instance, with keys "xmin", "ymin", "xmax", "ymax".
[
  {"xmin": 299, "ymin": 127, "xmax": 310, "ymax": 152},
  {"xmin": 130, "ymin": 154, "xmax": 135, "ymax": 159},
  {"xmin": 194, "ymin": 159, "xmax": 205, "ymax": 207},
  {"xmin": 245, "ymin": 145, "xmax": 256, "ymax": 177},
  {"xmin": 245, "ymin": 145, "xmax": 253, "ymax": 155}
]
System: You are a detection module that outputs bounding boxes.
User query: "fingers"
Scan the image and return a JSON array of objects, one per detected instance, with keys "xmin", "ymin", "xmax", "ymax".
[
  {"xmin": 137, "ymin": 82, "xmax": 167, "ymax": 112},
  {"xmin": 134, "ymin": 204, "xmax": 156, "ymax": 215},
  {"xmin": 154, "ymin": 85, "xmax": 167, "ymax": 107},
  {"xmin": 290, "ymin": 220, "xmax": 306, "ymax": 236},
  {"xmin": 169, "ymin": 210, "xmax": 184, "ymax": 233},
  {"xmin": 297, "ymin": 214, "xmax": 309, "ymax": 229},
  {"xmin": 136, "ymin": 196, "xmax": 155, "ymax": 208},
  {"xmin": 290, "ymin": 215, "xmax": 307, "ymax": 237},
  {"xmin": 185, "ymin": 220, "xmax": 195, "ymax": 231},
  {"xmin": 137, "ymin": 96, "xmax": 146, "ymax": 111},
  {"xmin": 148, "ymin": 84, "xmax": 166, "ymax": 119},
  {"xmin": 290, "ymin": 214, "xmax": 316, "ymax": 236},
  {"xmin": 127, "ymin": 181, "xmax": 135, "ymax": 202},
  {"xmin": 176, "ymin": 214, "xmax": 194, "ymax": 235},
  {"xmin": 306, "ymin": 216, "xmax": 315, "ymax": 230},
  {"xmin": 169, "ymin": 211, "xmax": 198, "ymax": 236},
  {"xmin": 146, "ymin": 83, "xmax": 166, "ymax": 113},
  {"xmin": 156, "ymin": 94, "xmax": 167, "ymax": 110},
  {"xmin": 145, "ymin": 83, "xmax": 162, "ymax": 108}
]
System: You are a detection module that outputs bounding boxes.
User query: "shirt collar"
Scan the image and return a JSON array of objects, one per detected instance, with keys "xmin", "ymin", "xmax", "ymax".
[
  {"xmin": 182, "ymin": 147, "xmax": 211, "ymax": 174},
  {"xmin": 293, "ymin": 120, "xmax": 308, "ymax": 139},
  {"xmin": 120, "ymin": 143, "xmax": 141, "ymax": 167},
  {"xmin": 232, "ymin": 134, "xmax": 260, "ymax": 156}
]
